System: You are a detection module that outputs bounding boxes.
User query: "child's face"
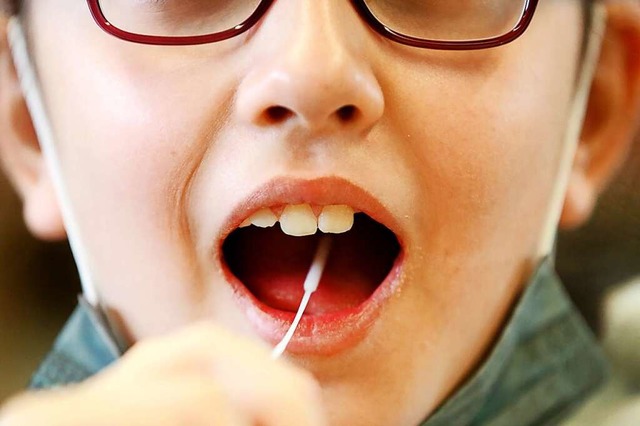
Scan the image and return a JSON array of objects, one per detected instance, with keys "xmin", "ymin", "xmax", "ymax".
[{"xmin": 21, "ymin": 0, "xmax": 587, "ymax": 423}]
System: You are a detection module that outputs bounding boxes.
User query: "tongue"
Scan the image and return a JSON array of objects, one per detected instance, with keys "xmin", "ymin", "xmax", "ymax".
[{"xmin": 223, "ymin": 214, "xmax": 399, "ymax": 314}]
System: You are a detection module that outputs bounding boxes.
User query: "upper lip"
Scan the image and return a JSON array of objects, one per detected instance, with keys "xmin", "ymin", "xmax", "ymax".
[{"xmin": 216, "ymin": 175, "xmax": 405, "ymax": 248}]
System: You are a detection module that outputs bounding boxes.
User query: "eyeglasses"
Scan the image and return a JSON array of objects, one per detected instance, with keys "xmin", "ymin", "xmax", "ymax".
[{"xmin": 87, "ymin": 0, "xmax": 540, "ymax": 50}]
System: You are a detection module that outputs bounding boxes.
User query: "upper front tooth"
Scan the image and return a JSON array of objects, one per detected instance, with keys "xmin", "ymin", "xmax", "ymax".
[
  {"xmin": 240, "ymin": 208, "xmax": 278, "ymax": 228},
  {"xmin": 318, "ymin": 205, "xmax": 354, "ymax": 234},
  {"xmin": 279, "ymin": 204, "xmax": 318, "ymax": 236}
]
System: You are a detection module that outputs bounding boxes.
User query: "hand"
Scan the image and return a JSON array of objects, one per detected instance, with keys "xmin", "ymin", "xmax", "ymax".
[{"xmin": 0, "ymin": 323, "xmax": 326, "ymax": 426}]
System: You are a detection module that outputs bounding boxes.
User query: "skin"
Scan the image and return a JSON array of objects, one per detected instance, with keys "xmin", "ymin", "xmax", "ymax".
[{"xmin": 1, "ymin": 0, "xmax": 640, "ymax": 424}]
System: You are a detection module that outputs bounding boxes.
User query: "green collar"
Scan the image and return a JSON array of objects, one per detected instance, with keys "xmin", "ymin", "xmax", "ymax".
[{"xmin": 422, "ymin": 258, "xmax": 608, "ymax": 425}]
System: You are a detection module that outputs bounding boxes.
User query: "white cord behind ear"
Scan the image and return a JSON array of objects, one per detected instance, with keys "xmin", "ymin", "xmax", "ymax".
[
  {"xmin": 7, "ymin": 18, "xmax": 100, "ymax": 306},
  {"xmin": 537, "ymin": 5, "xmax": 607, "ymax": 258}
]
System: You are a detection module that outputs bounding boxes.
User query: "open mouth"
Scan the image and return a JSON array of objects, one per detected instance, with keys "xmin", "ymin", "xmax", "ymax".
[
  {"xmin": 217, "ymin": 178, "xmax": 405, "ymax": 354},
  {"xmin": 222, "ymin": 209, "xmax": 400, "ymax": 316}
]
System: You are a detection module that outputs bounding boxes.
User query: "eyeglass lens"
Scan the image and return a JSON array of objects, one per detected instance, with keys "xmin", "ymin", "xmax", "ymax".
[{"xmin": 96, "ymin": 0, "xmax": 528, "ymax": 42}]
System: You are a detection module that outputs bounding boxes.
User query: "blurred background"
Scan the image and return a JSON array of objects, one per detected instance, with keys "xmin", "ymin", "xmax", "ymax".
[
  {"xmin": 0, "ymin": 171, "xmax": 79, "ymax": 399},
  {"xmin": 0, "ymin": 139, "xmax": 639, "ymax": 422}
]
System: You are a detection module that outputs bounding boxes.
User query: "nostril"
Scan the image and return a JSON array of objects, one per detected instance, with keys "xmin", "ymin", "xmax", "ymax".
[
  {"xmin": 265, "ymin": 106, "xmax": 294, "ymax": 124},
  {"xmin": 336, "ymin": 105, "xmax": 358, "ymax": 122},
  {"xmin": 259, "ymin": 104, "xmax": 361, "ymax": 127}
]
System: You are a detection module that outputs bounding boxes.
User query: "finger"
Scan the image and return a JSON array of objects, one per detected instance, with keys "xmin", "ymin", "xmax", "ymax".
[{"xmin": 111, "ymin": 323, "xmax": 327, "ymax": 426}]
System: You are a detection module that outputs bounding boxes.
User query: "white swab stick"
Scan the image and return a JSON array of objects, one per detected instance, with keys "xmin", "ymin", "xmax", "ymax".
[{"xmin": 271, "ymin": 236, "xmax": 332, "ymax": 359}]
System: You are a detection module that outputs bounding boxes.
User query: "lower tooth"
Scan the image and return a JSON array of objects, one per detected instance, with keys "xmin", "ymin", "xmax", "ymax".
[{"xmin": 280, "ymin": 204, "xmax": 318, "ymax": 236}]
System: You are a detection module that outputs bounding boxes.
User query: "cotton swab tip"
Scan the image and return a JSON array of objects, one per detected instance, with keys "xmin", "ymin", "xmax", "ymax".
[{"xmin": 303, "ymin": 236, "xmax": 332, "ymax": 293}]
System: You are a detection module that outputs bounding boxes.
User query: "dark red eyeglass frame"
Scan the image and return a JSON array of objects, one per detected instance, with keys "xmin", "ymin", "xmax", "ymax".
[{"xmin": 86, "ymin": 0, "xmax": 540, "ymax": 50}]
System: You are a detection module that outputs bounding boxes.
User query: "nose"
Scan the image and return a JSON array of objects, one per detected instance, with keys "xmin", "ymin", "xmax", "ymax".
[{"xmin": 234, "ymin": 0, "xmax": 384, "ymax": 135}]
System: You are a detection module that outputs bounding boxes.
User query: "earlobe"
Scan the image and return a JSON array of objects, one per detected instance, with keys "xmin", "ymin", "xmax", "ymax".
[
  {"xmin": 23, "ymin": 173, "xmax": 66, "ymax": 241},
  {"xmin": 560, "ymin": 2, "xmax": 640, "ymax": 230},
  {"xmin": 560, "ymin": 165, "xmax": 597, "ymax": 229},
  {"xmin": 0, "ymin": 15, "xmax": 65, "ymax": 241}
]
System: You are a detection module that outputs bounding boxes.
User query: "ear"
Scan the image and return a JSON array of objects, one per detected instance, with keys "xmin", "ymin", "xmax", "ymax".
[
  {"xmin": 560, "ymin": 2, "xmax": 640, "ymax": 230},
  {"xmin": 0, "ymin": 15, "xmax": 65, "ymax": 241}
]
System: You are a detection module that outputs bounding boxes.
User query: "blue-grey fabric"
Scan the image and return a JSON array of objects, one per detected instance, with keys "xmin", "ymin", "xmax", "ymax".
[
  {"xmin": 30, "ymin": 258, "xmax": 608, "ymax": 425},
  {"xmin": 30, "ymin": 297, "xmax": 121, "ymax": 389},
  {"xmin": 421, "ymin": 258, "xmax": 608, "ymax": 425}
]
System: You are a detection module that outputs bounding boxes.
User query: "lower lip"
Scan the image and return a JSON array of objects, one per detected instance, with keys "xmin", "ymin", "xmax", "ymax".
[{"xmin": 221, "ymin": 252, "xmax": 405, "ymax": 356}]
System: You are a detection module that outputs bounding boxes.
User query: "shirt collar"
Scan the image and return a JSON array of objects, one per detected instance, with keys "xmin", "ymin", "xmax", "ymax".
[{"xmin": 421, "ymin": 257, "xmax": 608, "ymax": 425}]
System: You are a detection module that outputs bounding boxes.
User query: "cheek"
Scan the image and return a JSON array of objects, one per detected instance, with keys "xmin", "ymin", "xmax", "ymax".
[
  {"xmin": 28, "ymin": 8, "xmax": 245, "ymax": 334},
  {"xmin": 381, "ymin": 4, "xmax": 581, "ymax": 260}
]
